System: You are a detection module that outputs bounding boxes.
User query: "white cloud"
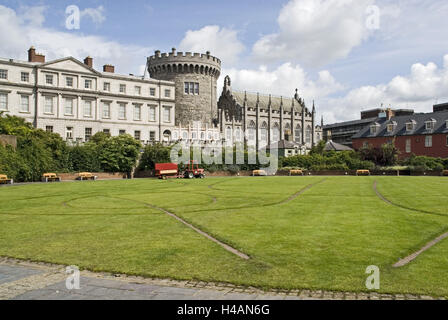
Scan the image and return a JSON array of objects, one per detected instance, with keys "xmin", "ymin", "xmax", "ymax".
[
  {"xmin": 0, "ymin": 5, "xmax": 150, "ymax": 76},
  {"xmin": 324, "ymin": 55, "xmax": 448, "ymax": 123},
  {"xmin": 179, "ymin": 25, "xmax": 244, "ymax": 66},
  {"xmin": 252, "ymin": 0, "xmax": 375, "ymax": 66},
  {"xmin": 80, "ymin": 6, "xmax": 106, "ymax": 25},
  {"xmin": 220, "ymin": 63, "xmax": 344, "ymax": 105},
  {"xmin": 18, "ymin": 5, "xmax": 47, "ymax": 27}
]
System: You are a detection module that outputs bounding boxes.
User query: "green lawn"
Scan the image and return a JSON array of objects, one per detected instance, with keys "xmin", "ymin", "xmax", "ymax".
[{"xmin": 1, "ymin": 176, "xmax": 447, "ymax": 297}]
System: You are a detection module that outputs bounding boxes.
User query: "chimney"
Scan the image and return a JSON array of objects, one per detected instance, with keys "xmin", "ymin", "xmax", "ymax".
[
  {"xmin": 84, "ymin": 56, "xmax": 93, "ymax": 68},
  {"xmin": 28, "ymin": 46, "xmax": 45, "ymax": 63},
  {"xmin": 103, "ymin": 64, "xmax": 115, "ymax": 73}
]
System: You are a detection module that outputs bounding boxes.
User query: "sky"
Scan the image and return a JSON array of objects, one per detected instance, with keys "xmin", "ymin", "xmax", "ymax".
[{"xmin": 0, "ymin": 0, "xmax": 447, "ymax": 124}]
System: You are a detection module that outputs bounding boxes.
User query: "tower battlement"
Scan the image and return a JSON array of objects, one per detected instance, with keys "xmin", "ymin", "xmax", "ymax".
[
  {"xmin": 147, "ymin": 48, "xmax": 222, "ymax": 127},
  {"xmin": 148, "ymin": 48, "xmax": 221, "ymax": 79}
]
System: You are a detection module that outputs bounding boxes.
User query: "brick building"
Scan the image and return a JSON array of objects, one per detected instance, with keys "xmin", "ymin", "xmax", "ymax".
[{"xmin": 352, "ymin": 109, "xmax": 448, "ymax": 159}]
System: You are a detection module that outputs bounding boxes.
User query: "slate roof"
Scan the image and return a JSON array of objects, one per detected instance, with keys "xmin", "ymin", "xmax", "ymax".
[
  {"xmin": 323, "ymin": 117, "xmax": 377, "ymax": 130},
  {"xmin": 232, "ymin": 91, "xmax": 305, "ymax": 112},
  {"xmin": 352, "ymin": 111, "xmax": 448, "ymax": 139},
  {"xmin": 324, "ymin": 141, "xmax": 354, "ymax": 151}
]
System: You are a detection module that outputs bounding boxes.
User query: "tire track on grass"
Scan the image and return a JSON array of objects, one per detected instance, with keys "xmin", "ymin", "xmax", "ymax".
[{"xmin": 373, "ymin": 181, "xmax": 448, "ymax": 267}]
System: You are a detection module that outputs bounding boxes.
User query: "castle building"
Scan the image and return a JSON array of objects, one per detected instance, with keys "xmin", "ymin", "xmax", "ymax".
[
  {"xmin": 1, "ymin": 46, "xmax": 321, "ymax": 151},
  {"xmin": 147, "ymin": 48, "xmax": 221, "ymax": 127},
  {"xmin": 217, "ymin": 76, "xmax": 322, "ymax": 150},
  {"xmin": 0, "ymin": 47, "xmax": 176, "ymax": 143}
]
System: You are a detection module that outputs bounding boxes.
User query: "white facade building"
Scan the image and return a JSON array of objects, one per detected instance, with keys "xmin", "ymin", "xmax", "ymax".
[{"xmin": 0, "ymin": 47, "xmax": 177, "ymax": 144}]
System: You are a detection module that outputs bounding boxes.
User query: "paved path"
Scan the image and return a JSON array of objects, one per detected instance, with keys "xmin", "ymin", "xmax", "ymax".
[{"xmin": 0, "ymin": 258, "xmax": 443, "ymax": 300}]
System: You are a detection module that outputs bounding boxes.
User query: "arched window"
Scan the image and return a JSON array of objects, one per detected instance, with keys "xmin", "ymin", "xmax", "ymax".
[
  {"xmin": 235, "ymin": 127, "xmax": 242, "ymax": 141},
  {"xmin": 163, "ymin": 130, "xmax": 171, "ymax": 142},
  {"xmin": 306, "ymin": 125, "xmax": 312, "ymax": 144},
  {"xmin": 272, "ymin": 123, "xmax": 280, "ymax": 142},
  {"xmin": 295, "ymin": 124, "xmax": 302, "ymax": 143},
  {"xmin": 182, "ymin": 131, "xmax": 188, "ymax": 140},
  {"xmin": 260, "ymin": 122, "xmax": 268, "ymax": 146},
  {"xmin": 172, "ymin": 131, "xmax": 178, "ymax": 141},
  {"xmin": 226, "ymin": 126, "xmax": 233, "ymax": 141},
  {"xmin": 248, "ymin": 121, "xmax": 256, "ymax": 142}
]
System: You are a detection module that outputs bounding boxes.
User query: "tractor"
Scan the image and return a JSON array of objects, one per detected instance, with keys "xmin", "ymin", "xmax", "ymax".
[{"xmin": 183, "ymin": 160, "xmax": 205, "ymax": 179}]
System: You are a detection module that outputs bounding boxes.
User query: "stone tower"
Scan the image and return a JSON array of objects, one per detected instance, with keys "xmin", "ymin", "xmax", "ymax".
[{"xmin": 147, "ymin": 48, "xmax": 221, "ymax": 127}]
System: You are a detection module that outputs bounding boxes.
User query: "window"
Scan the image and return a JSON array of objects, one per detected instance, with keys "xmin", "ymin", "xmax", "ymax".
[
  {"xmin": 45, "ymin": 126, "xmax": 53, "ymax": 133},
  {"xmin": 85, "ymin": 79, "xmax": 92, "ymax": 89},
  {"xmin": 0, "ymin": 69, "xmax": 7, "ymax": 80},
  {"xmin": 363, "ymin": 141, "xmax": 369, "ymax": 149},
  {"xmin": 102, "ymin": 102, "xmax": 111, "ymax": 119},
  {"xmin": 119, "ymin": 84, "xmax": 126, "ymax": 94},
  {"xmin": 406, "ymin": 139, "xmax": 412, "ymax": 153},
  {"xmin": 248, "ymin": 121, "xmax": 256, "ymax": 142},
  {"xmin": 118, "ymin": 103, "xmax": 126, "ymax": 119},
  {"xmin": 163, "ymin": 106, "xmax": 171, "ymax": 122},
  {"xmin": 295, "ymin": 125, "xmax": 302, "ymax": 143},
  {"xmin": 66, "ymin": 77, "xmax": 73, "ymax": 87},
  {"xmin": 149, "ymin": 105, "xmax": 156, "ymax": 121},
  {"xmin": 119, "ymin": 130, "xmax": 126, "ymax": 135},
  {"xmin": 103, "ymin": 129, "xmax": 110, "ymax": 135},
  {"xmin": 134, "ymin": 131, "xmax": 141, "ymax": 140},
  {"xmin": 135, "ymin": 86, "xmax": 141, "ymax": 96},
  {"xmin": 195, "ymin": 83, "xmax": 199, "ymax": 95},
  {"xmin": 21, "ymin": 72, "xmax": 29, "ymax": 82},
  {"xmin": 370, "ymin": 125, "xmax": 379, "ymax": 135},
  {"xmin": 272, "ymin": 125, "xmax": 280, "ymax": 142},
  {"xmin": 0, "ymin": 93, "xmax": 7, "ymax": 111},
  {"xmin": 164, "ymin": 89, "xmax": 171, "ymax": 98},
  {"xmin": 306, "ymin": 126, "xmax": 312, "ymax": 144},
  {"xmin": 64, "ymin": 98, "xmax": 74, "ymax": 115},
  {"xmin": 103, "ymin": 82, "xmax": 110, "ymax": 92},
  {"xmin": 44, "ymin": 96, "xmax": 54, "ymax": 114},
  {"xmin": 406, "ymin": 121, "xmax": 416, "ymax": 132},
  {"xmin": 66, "ymin": 127, "xmax": 73, "ymax": 140},
  {"xmin": 150, "ymin": 88, "xmax": 156, "ymax": 96},
  {"xmin": 226, "ymin": 127, "xmax": 233, "ymax": 141},
  {"xmin": 425, "ymin": 135, "xmax": 433, "ymax": 148},
  {"xmin": 45, "ymin": 74, "xmax": 54, "ymax": 85},
  {"xmin": 149, "ymin": 131, "xmax": 156, "ymax": 141},
  {"xmin": 446, "ymin": 135, "xmax": 448, "ymax": 147},
  {"xmin": 85, "ymin": 128, "xmax": 92, "ymax": 142},
  {"xmin": 184, "ymin": 82, "xmax": 199, "ymax": 95},
  {"xmin": 84, "ymin": 100, "xmax": 92, "ymax": 117},
  {"xmin": 425, "ymin": 120, "xmax": 435, "ymax": 131},
  {"xmin": 20, "ymin": 95, "xmax": 29, "ymax": 113},
  {"xmin": 134, "ymin": 105, "xmax": 142, "ymax": 120},
  {"xmin": 387, "ymin": 123, "xmax": 397, "ymax": 133}
]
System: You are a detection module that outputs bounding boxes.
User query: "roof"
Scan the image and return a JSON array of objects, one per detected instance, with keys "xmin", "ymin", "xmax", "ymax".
[
  {"xmin": 323, "ymin": 117, "xmax": 377, "ymax": 130},
  {"xmin": 231, "ymin": 91, "xmax": 305, "ymax": 112},
  {"xmin": 352, "ymin": 111, "xmax": 448, "ymax": 139},
  {"xmin": 324, "ymin": 141, "xmax": 354, "ymax": 151},
  {"xmin": 266, "ymin": 140, "xmax": 301, "ymax": 150}
]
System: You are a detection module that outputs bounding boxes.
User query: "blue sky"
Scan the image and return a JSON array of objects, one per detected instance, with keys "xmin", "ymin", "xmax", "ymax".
[{"xmin": 1, "ymin": 0, "xmax": 448, "ymax": 123}]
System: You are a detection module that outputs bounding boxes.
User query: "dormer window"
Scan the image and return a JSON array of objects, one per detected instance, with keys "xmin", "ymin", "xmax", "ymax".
[
  {"xmin": 370, "ymin": 123, "xmax": 380, "ymax": 135},
  {"xmin": 406, "ymin": 120, "xmax": 416, "ymax": 132},
  {"xmin": 425, "ymin": 119, "xmax": 436, "ymax": 131},
  {"xmin": 387, "ymin": 121, "xmax": 397, "ymax": 133}
]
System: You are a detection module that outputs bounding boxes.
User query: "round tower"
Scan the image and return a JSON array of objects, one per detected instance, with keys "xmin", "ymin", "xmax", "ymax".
[{"xmin": 147, "ymin": 48, "xmax": 221, "ymax": 127}]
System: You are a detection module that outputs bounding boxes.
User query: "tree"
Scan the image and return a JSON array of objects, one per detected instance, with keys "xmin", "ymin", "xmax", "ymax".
[
  {"xmin": 139, "ymin": 143, "xmax": 171, "ymax": 171},
  {"xmin": 97, "ymin": 134, "xmax": 141, "ymax": 174}
]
